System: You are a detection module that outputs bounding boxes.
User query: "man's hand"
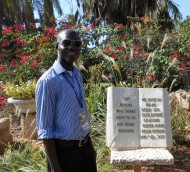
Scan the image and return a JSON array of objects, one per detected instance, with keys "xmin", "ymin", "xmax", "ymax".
[{"xmin": 43, "ymin": 139, "xmax": 63, "ymax": 172}]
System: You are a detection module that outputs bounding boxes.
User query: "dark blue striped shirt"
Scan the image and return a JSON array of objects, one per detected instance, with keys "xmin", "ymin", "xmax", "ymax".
[{"xmin": 36, "ymin": 60, "xmax": 91, "ymax": 140}]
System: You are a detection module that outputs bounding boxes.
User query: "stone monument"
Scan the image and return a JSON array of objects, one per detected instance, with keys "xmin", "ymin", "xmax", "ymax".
[{"xmin": 106, "ymin": 87, "xmax": 174, "ymax": 171}]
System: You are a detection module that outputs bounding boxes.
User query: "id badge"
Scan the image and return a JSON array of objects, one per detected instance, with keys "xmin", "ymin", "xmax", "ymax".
[{"xmin": 80, "ymin": 111, "xmax": 90, "ymax": 132}]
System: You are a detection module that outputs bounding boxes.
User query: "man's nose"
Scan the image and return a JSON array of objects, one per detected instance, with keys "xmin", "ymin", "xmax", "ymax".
[{"xmin": 68, "ymin": 42, "xmax": 75, "ymax": 49}]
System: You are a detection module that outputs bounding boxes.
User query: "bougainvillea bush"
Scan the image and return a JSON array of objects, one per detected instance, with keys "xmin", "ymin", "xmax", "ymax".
[
  {"xmin": 0, "ymin": 23, "xmax": 58, "ymax": 83},
  {"xmin": 83, "ymin": 16, "xmax": 190, "ymax": 90}
]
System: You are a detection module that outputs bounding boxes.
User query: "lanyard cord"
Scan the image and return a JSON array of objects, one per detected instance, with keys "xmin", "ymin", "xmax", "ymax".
[{"xmin": 62, "ymin": 73, "xmax": 83, "ymax": 108}]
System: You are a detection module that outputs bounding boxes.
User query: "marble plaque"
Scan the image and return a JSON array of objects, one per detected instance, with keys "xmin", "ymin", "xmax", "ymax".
[
  {"xmin": 139, "ymin": 88, "xmax": 173, "ymax": 147},
  {"xmin": 106, "ymin": 87, "xmax": 140, "ymax": 148},
  {"xmin": 106, "ymin": 87, "xmax": 173, "ymax": 149}
]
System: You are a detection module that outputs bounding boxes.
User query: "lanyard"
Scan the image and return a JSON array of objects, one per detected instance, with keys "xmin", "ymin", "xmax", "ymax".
[{"xmin": 62, "ymin": 73, "xmax": 83, "ymax": 108}]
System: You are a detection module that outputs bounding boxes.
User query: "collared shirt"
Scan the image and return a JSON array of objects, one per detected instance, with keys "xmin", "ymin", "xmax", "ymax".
[{"xmin": 35, "ymin": 60, "xmax": 91, "ymax": 140}]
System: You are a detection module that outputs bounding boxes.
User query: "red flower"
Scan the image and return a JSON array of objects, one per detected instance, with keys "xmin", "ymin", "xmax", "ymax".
[
  {"xmin": 36, "ymin": 38, "xmax": 41, "ymax": 43},
  {"xmin": 115, "ymin": 24, "xmax": 124, "ymax": 30},
  {"xmin": 147, "ymin": 73, "xmax": 156, "ymax": 81},
  {"xmin": 105, "ymin": 46, "xmax": 111, "ymax": 54},
  {"xmin": 174, "ymin": 52, "xmax": 179, "ymax": 57},
  {"xmin": 31, "ymin": 59, "xmax": 37, "ymax": 68},
  {"xmin": 14, "ymin": 24, "xmax": 25, "ymax": 31},
  {"xmin": 0, "ymin": 65, "xmax": 5, "ymax": 71},
  {"xmin": 121, "ymin": 35, "xmax": 126, "ymax": 41},
  {"xmin": 17, "ymin": 39, "xmax": 22, "ymax": 46},
  {"xmin": 51, "ymin": 18, "xmax": 56, "ymax": 25},
  {"xmin": 112, "ymin": 53, "xmax": 117, "ymax": 58},
  {"xmin": 10, "ymin": 60, "xmax": 15, "ymax": 67},
  {"xmin": 2, "ymin": 39, "xmax": 9, "ymax": 47},
  {"xmin": 135, "ymin": 53, "xmax": 139, "ymax": 57},
  {"xmin": 179, "ymin": 64, "xmax": 187, "ymax": 69},
  {"xmin": 135, "ymin": 45, "xmax": 141, "ymax": 51},
  {"xmin": 2, "ymin": 26, "xmax": 13, "ymax": 34},
  {"xmin": 87, "ymin": 23, "xmax": 95, "ymax": 30},
  {"xmin": 19, "ymin": 54, "xmax": 29, "ymax": 64},
  {"xmin": 126, "ymin": 70, "xmax": 131, "ymax": 75},
  {"xmin": 140, "ymin": 17, "xmax": 145, "ymax": 21},
  {"xmin": 48, "ymin": 27, "xmax": 58, "ymax": 35},
  {"xmin": 30, "ymin": 23, "xmax": 36, "ymax": 29},
  {"xmin": 118, "ymin": 46, "xmax": 125, "ymax": 51}
]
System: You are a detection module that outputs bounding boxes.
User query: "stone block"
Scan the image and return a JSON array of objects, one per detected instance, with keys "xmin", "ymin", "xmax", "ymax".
[{"xmin": 0, "ymin": 118, "xmax": 13, "ymax": 153}]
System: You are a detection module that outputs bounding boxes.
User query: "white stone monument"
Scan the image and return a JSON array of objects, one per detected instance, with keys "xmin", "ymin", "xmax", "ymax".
[{"xmin": 106, "ymin": 87, "xmax": 174, "ymax": 170}]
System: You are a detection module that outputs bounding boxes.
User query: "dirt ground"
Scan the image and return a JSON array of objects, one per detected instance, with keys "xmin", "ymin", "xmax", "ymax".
[
  {"xmin": 9, "ymin": 124, "xmax": 190, "ymax": 172},
  {"xmin": 144, "ymin": 144, "xmax": 190, "ymax": 172}
]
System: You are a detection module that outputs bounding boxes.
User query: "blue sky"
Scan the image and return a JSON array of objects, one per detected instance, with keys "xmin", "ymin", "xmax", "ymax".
[{"xmin": 171, "ymin": 0, "xmax": 190, "ymax": 19}]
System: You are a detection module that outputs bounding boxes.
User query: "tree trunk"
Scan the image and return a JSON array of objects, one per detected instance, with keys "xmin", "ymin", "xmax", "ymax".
[{"xmin": 44, "ymin": 0, "xmax": 55, "ymax": 27}]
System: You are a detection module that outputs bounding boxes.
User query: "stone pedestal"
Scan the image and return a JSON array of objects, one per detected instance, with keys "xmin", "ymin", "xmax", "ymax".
[
  {"xmin": 21, "ymin": 113, "xmax": 37, "ymax": 139},
  {"xmin": 0, "ymin": 118, "xmax": 13, "ymax": 153}
]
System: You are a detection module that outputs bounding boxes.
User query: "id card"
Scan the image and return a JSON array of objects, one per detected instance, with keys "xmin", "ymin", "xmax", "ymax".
[{"xmin": 80, "ymin": 111, "xmax": 90, "ymax": 132}]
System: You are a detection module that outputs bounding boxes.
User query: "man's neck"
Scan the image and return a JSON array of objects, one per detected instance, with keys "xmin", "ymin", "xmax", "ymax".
[{"xmin": 59, "ymin": 60, "xmax": 73, "ymax": 71}]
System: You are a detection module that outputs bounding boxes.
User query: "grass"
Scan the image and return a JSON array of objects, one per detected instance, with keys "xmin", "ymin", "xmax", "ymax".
[{"xmin": 0, "ymin": 142, "xmax": 46, "ymax": 172}]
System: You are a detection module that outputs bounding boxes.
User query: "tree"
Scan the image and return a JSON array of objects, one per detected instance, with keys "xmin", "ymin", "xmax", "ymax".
[
  {"xmin": 43, "ymin": 0, "xmax": 62, "ymax": 26},
  {"xmin": 82, "ymin": 0, "xmax": 181, "ymax": 27}
]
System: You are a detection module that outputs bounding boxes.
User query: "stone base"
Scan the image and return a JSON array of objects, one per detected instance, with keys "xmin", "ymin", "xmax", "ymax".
[{"xmin": 111, "ymin": 148, "xmax": 174, "ymax": 166}]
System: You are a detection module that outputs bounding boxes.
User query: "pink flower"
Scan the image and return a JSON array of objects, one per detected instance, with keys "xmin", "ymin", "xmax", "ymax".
[
  {"xmin": 105, "ymin": 46, "xmax": 111, "ymax": 54},
  {"xmin": 0, "ymin": 65, "xmax": 5, "ymax": 71},
  {"xmin": 118, "ymin": 46, "xmax": 125, "ymax": 51}
]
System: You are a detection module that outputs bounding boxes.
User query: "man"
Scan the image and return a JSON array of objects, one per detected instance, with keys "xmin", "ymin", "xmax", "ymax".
[{"xmin": 36, "ymin": 29, "xmax": 97, "ymax": 172}]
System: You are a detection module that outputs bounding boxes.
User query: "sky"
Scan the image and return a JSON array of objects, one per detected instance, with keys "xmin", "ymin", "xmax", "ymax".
[{"xmin": 172, "ymin": 0, "xmax": 190, "ymax": 20}]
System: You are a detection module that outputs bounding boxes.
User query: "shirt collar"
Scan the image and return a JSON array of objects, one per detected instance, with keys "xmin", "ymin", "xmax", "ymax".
[{"xmin": 52, "ymin": 60, "xmax": 79, "ymax": 76}]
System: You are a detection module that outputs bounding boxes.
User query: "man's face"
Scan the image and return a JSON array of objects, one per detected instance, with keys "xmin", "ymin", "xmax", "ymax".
[{"xmin": 57, "ymin": 30, "xmax": 82, "ymax": 64}]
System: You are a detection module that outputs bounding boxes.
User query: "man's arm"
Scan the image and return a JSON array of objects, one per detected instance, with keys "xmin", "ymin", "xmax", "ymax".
[
  {"xmin": 43, "ymin": 139, "xmax": 62, "ymax": 172},
  {"xmin": 36, "ymin": 80, "xmax": 61, "ymax": 171}
]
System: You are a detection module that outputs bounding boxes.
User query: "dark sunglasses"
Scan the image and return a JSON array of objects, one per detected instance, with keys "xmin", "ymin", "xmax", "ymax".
[{"xmin": 60, "ymin": 39, "xmax": 82, "ymax": 48}]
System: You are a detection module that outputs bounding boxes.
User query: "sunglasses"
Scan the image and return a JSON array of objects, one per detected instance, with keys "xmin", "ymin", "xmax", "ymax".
[{"xmin": 59, "ymin": 39, "xmax": 82, "ymax": 48}]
